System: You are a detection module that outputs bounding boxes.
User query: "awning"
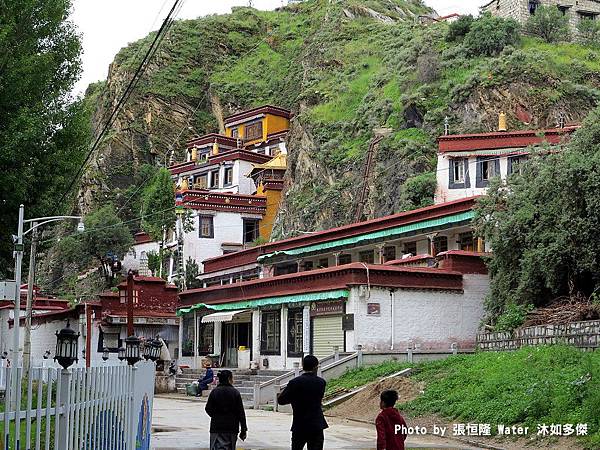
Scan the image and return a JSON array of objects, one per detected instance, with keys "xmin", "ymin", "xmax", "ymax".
[
  {"xmin": 177, "ymin": 289, "xmax": 349, "ymax": 316},
  {"xmin": 257, "ymin": 211, "xmax": 475, "ymax": 262},
  {"xmin": 201, "ymin": 310, "xmax": 249, "ymax": 323}
]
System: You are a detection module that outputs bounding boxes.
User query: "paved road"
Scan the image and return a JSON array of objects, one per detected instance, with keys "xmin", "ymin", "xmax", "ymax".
[{"xmin": 151, "ymin": 396, "xmax": 481, "ymax": 449}]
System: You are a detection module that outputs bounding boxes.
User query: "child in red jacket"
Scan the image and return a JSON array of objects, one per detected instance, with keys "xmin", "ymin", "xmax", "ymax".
[{"xmin": 376, "ymin": 390, "xmax": 407, "ymax": 450}]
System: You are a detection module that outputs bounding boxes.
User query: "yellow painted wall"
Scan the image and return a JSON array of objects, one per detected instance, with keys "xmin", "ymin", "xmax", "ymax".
[
  {"xmin": 264, "ymin": 114, "xmax": 290, "ymax": 138},
  {"xmin": 257, "ymin": 183, "xmax": 283, "ymax": 241},
  {"xmin": 224, "ymin": 113, "xmax": 289, "ymax": 144}
]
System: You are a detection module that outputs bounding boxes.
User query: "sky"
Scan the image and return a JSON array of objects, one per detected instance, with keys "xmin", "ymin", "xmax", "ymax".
[{"xmin": 71, "ymin": 0, "xmax": 482, "ymax": 95}]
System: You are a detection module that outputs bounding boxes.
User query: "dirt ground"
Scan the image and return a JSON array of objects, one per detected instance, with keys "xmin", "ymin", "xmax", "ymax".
[
  {"xmin": 327, "ymin": 376, "xmax": 425, "ymax": 423},
  {"xmin": 326, "ymin": 376, "xmax": 586, "ymax": 450}
]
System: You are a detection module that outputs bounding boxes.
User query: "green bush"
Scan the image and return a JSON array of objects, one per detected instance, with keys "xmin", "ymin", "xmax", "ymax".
[
  {"xmin": 578, "ymin": 19, "xmax": 600, "ymax": 47},
  {"xmin": 493, "ymin": 303, "xmax": 534, "ymax": 332},
  {"xmin": 526, "ymin": 5, "xmax": 570, "ymax": 43},
  {"xmin": 463, "ymin": 13, "xmax": 521, "ymax": 57},
  {"xmin": 445, "ymin": 15, "xmax": 474, "ymax": 42}
]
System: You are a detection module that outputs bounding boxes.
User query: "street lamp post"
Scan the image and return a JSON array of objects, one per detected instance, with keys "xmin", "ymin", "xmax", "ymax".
[{"xmin": 11, "ymin": 203, "xmax": 83, "ymax": 373}]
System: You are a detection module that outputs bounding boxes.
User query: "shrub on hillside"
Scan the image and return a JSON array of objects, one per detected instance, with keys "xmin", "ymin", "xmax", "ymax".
[
  {"xmin": 445, "ymin": 14, "xmax": 474, "ymax": 42},
  {"xmin": 525, "ymin": 5, "xmax": 570, "ymax": 43},
  {"xmin": 578, "ymin": 18, "xmax": 600, "ymax": 47},
  {"xmin": 463, "ymin": 13, "xmax": 521, "ymax": 57}
]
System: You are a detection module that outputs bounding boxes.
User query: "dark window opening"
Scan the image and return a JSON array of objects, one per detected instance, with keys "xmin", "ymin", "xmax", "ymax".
[
  {"xmin": 338, "ymin": 254, "xmax": 352, "ymax": 265},
  {"xmin": 224, "ymin": 167, "xmax": 233, "ymax": 186},
  {"xmin": 275, "ymin": 263, "xmax": 298, "ymax": 276},
  {"xmin": 287, "ymin": 308, "xmax": 304, "ymax": 357},
  {"xmin": 261, "ymin": 310, "xmax": 281, "ymax": 355},
  {"xmin": 359, "ymin": 250, "xmax": 375, "ymax": 264},
  {"xmin": 383, "ymin": 246, "xmax": 396, "ymax": 262},
  {"xmin": 194, "ymin": 174, "xmax": 208, "ymax": 189},
  {"xmin": 210, "ymin": 170, "xmax": 220, "ymax": 188},
  {"xmin": 231, "ymin": 128, "xmax": 239, "ymax": 138},
  {"xmin": 529, "ymin": 0, "xmax": 539, "ymax": 15},
  {"xmin": 481, "ymin": 159, "xmax": 498, "ymax": 181},
  {"xmin": 318, "ymin": 258, "xmax": 329, "ymax": 268},
  {"xmin": 508, "ymin": 155, "xmax": 528, "ymax": 175},
  {"xmin": 459, "ymin": 232, "xmax": 474, "ymax": 251},
  {"xmin": 433, "ymin": 236, "xmax": 448, "ymax": 254},
  {"xmin": 243, "ymin": 219, "xmax": 260, "ymax": 244},
  {"xmin": 403, "ymin": 241, "xmax": 417, "ymax": 256},
  {"xmin": 198, "ymin": 322, "xmax": 214, "ymax": 355},
  {"xmin": 199, "ymin": 215, "xmax": 214, "ymax": 238},
  {"xmin": 303, "ymin": 261, "xmax": 314, "ymax": 271}
]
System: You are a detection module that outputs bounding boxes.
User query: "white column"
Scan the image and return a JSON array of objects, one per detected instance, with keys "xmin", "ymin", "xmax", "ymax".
[
  {"xmin": 252, "ymin": 310, "xmax": 260, "ymax": 365},
  {"xmin": 214, "ymin": 322, "xmax": 222, "ymax": 357},
  {"xmin": 302, "ymin": 306, "xmax": 310, "ymax": 355},
  {"xmin": 281, "ymin": 306, "xmax": 287, "ymax": 369},
  {"xmin": 178, "ymin": 317, "xmax": 183, "ymax": 362}
]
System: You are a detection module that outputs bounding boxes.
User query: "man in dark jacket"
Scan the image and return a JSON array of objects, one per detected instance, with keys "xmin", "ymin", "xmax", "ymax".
[
  {"xmin": 205, "ymin": 370, "xmax": 247, "ymax": 450},
  {"xmin": 277, "ymin": 355, "xmax": 328, "ymax": 450}
]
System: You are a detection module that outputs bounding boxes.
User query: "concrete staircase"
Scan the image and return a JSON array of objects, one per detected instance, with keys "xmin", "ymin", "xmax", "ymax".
[{"xmin": 175, "ymin": 368, "xmax": 288, "ymax": 404}]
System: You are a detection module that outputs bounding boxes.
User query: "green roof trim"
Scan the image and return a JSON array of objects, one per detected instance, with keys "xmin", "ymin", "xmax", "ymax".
[
  {"xmin": 257, "ymin": 210, "xmax": 475, "ymax": 262},
  {"xmin": 177, "ymin": 289, "xmax": 349, "ymax": 316}
]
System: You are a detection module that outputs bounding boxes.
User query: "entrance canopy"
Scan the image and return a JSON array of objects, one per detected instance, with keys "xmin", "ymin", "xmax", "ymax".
[
  {"xmin": 178, "ymin": 289, "xmax": 349, "ymax": 316},
  {"xmin": 201, "ymin": 309, "xmax": 249, "ymax": 323}
]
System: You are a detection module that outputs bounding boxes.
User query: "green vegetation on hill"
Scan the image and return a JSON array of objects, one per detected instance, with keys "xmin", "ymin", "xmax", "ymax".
[{"xmin": 326, "ymin": 346, "xmax": 600, "ymax": 448}]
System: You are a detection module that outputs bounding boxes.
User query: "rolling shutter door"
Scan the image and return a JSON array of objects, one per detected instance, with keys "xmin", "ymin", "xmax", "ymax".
[{"xmin": 312, "ymin": 315, "xmax": 344, "ymax": 359}]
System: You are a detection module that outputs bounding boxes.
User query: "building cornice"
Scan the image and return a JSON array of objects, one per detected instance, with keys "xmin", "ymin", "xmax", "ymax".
[
  {"xmin": 180, "ymin": 263, "xmax": 463, "ymax": 306},
  {"xmin": 202, "ymin": 197, "xmax": 479, "ymax": 274},
  {"xmin": 180, "ymin": 190, "xmax": 267, "ymax": 214},
  {"xmin": 438, "ymin": 126, "xmax": 579, "ymax": 153},
  {"xmin": 224, "ymin": 105, "xmax": 292, "ymax": 125}
]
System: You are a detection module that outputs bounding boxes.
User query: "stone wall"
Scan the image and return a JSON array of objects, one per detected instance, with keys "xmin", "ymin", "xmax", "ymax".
[
  {"xmin": 483, "ymin": 0, "xmax": 600, "ymax": 29},
  {"xmin": 477, "ymin": 319, "xmax": 600, "ymax": 351}
]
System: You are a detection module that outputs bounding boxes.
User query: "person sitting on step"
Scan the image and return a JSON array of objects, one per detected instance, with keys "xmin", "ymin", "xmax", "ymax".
[{"xmin": 196, "ymin": 358, "xmax": 214, "ymax": 396}]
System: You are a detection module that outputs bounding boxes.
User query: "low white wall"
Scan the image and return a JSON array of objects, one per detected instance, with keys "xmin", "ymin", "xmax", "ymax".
[{"xmin": 346, "ymin": 277, "xmax": 488, "ymax": 352}]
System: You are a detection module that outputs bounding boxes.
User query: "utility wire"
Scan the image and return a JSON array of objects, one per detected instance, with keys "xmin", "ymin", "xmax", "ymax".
[{"xmin": 54, "ymin": 0, "xmax": 184, "ymax": 210}]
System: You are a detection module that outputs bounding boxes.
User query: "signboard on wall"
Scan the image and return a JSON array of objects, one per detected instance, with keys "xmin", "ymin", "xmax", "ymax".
[
  {"xmin": 310, "ymin": 300, "xmax": 344, "ymax": 317},
  {"xmin": 342, "ymin": 314, "xmax": 354, "ymax": 331},
  {"xmin": 367, "ymin": 303, "xmax": 381, "ymax": 315}
]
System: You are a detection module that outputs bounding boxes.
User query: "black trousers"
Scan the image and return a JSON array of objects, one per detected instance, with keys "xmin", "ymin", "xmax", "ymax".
[{"xmin": 291, "ymin": 430, "xmax": 324, "ymax": 450}]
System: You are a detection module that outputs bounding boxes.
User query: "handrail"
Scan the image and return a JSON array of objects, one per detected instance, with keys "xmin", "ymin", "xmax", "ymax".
[{"xmin": 254, "ymin": 351, "xmax": 362, "ymax": 408}]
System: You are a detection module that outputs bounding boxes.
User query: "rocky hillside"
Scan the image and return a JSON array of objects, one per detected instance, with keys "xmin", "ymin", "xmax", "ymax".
[{"xmin": 78, "ymin": 0, "xmax": 600, "ymax": 239}]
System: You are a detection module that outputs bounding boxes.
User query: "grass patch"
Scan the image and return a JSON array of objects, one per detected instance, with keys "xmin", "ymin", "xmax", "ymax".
[
  {"xmin": 326, "ymin": 346, "xmax": 600, "ymax": 448},
  {"xmin": 522, "ymin": 37, "xmax": 600, "ymax": 72},
  {"xmin": 325, "ymin": 359, "xmax": 411, "ymax": 395}
]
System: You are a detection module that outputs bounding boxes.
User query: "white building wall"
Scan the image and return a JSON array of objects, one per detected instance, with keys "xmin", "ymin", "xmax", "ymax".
[
  {"xmin": 435, "ymin": 154, "xmax": 514, "ymax": 204},
  {"xmin": 346, "ymin": 279, "xmax": 489, "ymax": 352},
  {"xmin": 182, "ymin": 210, "xmax": 262, "ymax": 272}
]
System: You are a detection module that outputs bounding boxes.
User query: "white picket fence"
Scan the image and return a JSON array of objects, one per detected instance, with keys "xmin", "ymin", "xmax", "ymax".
[{"xmin": 0, "ymin": 362, "xmax": 155, "ymax": 450}]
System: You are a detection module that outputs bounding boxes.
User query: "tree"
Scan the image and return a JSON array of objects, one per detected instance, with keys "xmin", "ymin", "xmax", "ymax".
[
  {"xmin": 184, "ymin": 257, "xmax": 202, "ymax": 289},
  {"xmin": 0, "ymin": 0, "xmax": 87, "ymax": 277},
  {"xmin": 60, "ymin": 205, "xmax": 134, "ymax": 283},
  {"xmin": 525, "ymin": 5, "xmax": 570, "ymax": 43},
  {"xmin": 475, "ymin": 107, "xmax": 600, "ymax": 328},
  {"xmin": 577, "ymin": 18, "xmax": 600, "ymax": 47},
  {"xmin": 445, "ymin": 14, "xmax": 474, "ymax": 43},
  {"xmin": 463, "ymin": 13, "xmax": 521, "ymax": 57},
  {"xmin": 141, "ymin": 168, "xmax": 176, "ymax": 242}
]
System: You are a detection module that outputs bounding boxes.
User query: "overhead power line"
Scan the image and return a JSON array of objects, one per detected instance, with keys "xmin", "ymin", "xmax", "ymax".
[{"xmin": 54, "ymin": 0, "xmax": 184, "ymax": 210}]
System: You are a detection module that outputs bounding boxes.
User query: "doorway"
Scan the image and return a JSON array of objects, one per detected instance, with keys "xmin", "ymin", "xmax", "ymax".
[{"xmin": 222, "ymin": 322, "xmax": 251, "ymax": 367}]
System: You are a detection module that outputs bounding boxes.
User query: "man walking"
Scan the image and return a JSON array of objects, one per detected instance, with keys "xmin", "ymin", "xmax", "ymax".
[
  {"xmin": 205, "ymin": 370, "xmax": 247, "ymax": 450},
  {"xmin": 277, "ymin": 355, "xmax": 328, "ymax": 450}
]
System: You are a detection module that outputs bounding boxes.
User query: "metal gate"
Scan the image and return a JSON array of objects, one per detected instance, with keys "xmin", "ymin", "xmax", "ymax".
[
  {"xmin": 312, "ymin": 315, "xmax": 344, "ymax": 359},
  {"xmin": 0, "ymin": 362, "xmax": 155, "ymax": 450}
]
